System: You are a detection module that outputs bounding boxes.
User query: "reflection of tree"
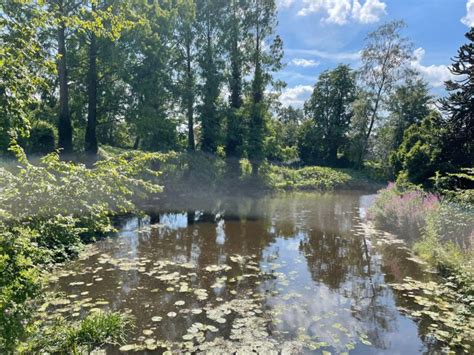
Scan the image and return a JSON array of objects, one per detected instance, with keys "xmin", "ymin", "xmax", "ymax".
[
  {"xmin": 300, "ymin": 230, "xmax": 354, "ymax": 289},
  {"xmin": 297, "ymin": 203, "xmax": 401, "ymax": 349}
]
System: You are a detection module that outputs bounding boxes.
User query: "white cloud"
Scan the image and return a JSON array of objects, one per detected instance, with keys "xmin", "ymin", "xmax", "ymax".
[
  {"xmin": 290, "ymin": 58, "xmax": 321, "ymax": 67},
  {"xmin": 286, "ymin": 48, "xmax": 361, "ymax": 61},
  {"xmin": 461, "ymin": 0, "xmax": 474, "ymax": 27},
  {"xmin": 411, "ymin": 48, "xmax": 453, "ymax": 88},
  {"xmin": 297, "ymin": 0, "xmax": 387, "ymax": 25},
  {"xmin": 278, "ymin": 0, "xmax": 296, "ymax": 8},
  {"xmin": 352, "ymin": 0, "xmax": 387, "ymax": 24},
  {"xmin": 280, "ymin": 85, "xmax": 313, "ymax": 107}
]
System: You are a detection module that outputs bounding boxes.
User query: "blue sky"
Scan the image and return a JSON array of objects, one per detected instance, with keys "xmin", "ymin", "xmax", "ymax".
[{"xmin": 275, "ymin": 0, "xmax": 474, "ymax": 107}]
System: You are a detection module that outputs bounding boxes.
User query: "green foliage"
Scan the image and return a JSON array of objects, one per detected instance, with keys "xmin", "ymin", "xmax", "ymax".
[
  {"xmin": 0, "ymin": 146, "xmax": 163, "ymax": 351},
  {"xmin": 0, "ymin": 0, "xmax": 53, "ymax": 153},
  {"xmin": 0, "ymin": 225, "xmax": 44, "ymax": 352},
  {"xmin": 368, "ymin": 183, "xmax": 440, "ymax": 237},
  {"xmin": 303, "ymin": 65, "xmax": 356, "ymax": 166},
  {"xmin": 439, "ymin": 28, "xmax": 474, "ymax": 169},
  {"xmin": 22, "ymin": 120, "xmax": 57, "ymax": 155},
  {"xmin": 24, "ymin": 311, "xmax": 133, "ymax": 353},
  {"xmin": 392, "ymin": 111, "xmax": 446, "ymax": 186},
  {"xmin": 262, "ymin": 164, "xmax": 353, "ymax": 191},
  {"xmin": 372, "ymin": 182, "xmax": 474, "ymax": 352}
]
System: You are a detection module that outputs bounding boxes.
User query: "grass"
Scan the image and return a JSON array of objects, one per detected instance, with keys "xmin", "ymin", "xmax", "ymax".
[{"xmin": 22, "ymin": 311, "xmax": 133, "ymax": 354}]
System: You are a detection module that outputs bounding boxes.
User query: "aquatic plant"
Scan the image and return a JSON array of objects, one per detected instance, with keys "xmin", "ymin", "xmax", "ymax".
[{"xmin": 392, "ymin": 277, "xmax": 473, "ymax": 353}]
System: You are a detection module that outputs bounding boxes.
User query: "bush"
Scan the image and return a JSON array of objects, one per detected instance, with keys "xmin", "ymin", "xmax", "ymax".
[
  {"xmin": 0, "ymin": 146, "xmax": 164, "ymax": 351},
  {"xmin": 368, "ymin": 183, "xmax": 439, "ymax": 238},
  {"xmin": 262, "ymin": 164, "xmax": 352, "ymax": 191},
  {"xmin": 24, "ymin": 121, "xmax": 57, "ymax": 155}
]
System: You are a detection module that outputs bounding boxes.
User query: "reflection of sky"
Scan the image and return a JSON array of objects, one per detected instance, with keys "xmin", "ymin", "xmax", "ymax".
[
  {"xmin": 52, "ymin": 192, "xmax": 427, "ymax": 353},
  {"xmin": 259, "ymin": 193, "xmax": 424, "ymax": 354}
]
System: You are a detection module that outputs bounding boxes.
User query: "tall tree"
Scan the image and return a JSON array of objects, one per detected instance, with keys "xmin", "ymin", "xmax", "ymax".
[
  {"xmin": 357, "ymin": 20, "xmax": 412, "ymax": 167},
  {"xmin": 123, "ymin": 0, "xmax": 178, "ymax": 152},
  {"xmin": 387, "ymin": 76, "xmax": 432, "ymax": 151},
  {"xmin": 440, "ymin": 28, "xmax": 474, "ymax": 168},
  {"xmin": 195, "ymin": 0, "xmax": 225, "ymax": 153},
  {"xmin": 247, "ymin": 0, "xmax": 283, "ymax": 172},
  {"xmin": 304, "ymin": 65, "xmax": 356, "ymax": 166},
  {"xmin": 81, "ymin": 0, "xmax": 134, "ymax": 155},
  {"xmin": 224, "ymin": 0, "xmax": 249, "ymax": 159},
  {"xmin": 50, "ymin": 0, "xmax": 80, "ymax": 155},
  {"xmin": 174, "ymin": 0, "xmax": 197, "ymax": 151}
]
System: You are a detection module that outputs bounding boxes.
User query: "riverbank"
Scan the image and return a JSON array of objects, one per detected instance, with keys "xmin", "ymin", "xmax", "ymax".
[{"xmin": 368, "ymin": 182, "xmax": 473, "ymax": 351}]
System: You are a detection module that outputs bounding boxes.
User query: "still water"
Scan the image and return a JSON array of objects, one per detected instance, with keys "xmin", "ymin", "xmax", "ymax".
[{"xmin": 48, "ymin": 191, "xmax": 433, "ymax": 354}]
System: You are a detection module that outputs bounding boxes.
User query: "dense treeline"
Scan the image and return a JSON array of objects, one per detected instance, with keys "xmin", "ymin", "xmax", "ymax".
[
  {"xmin": 1, "ymin": 0, "xmax": 283, "ymax": 171},
  {"xmin": 1, "ymin": 1, "xmax": 472, "ymax": 187}
]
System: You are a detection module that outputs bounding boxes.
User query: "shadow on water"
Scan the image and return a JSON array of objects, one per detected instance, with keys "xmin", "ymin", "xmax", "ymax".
[{"xmin": 47, "ymin": 191, "xmax": 439, "ymax": 353}]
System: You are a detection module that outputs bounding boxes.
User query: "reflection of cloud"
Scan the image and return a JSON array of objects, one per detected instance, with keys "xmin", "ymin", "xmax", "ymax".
[
  {"xmin": 297, "ymin": 0, "xmax": 387, "ymax": 25},
  {"xmin": 280, "ymin": 85, "xmax": 313, "ymax": 107},
  {"xmin": 411, "ymin": 48, "xmax": 454, "ymax": 88},
  {"xmin": 461, "ymin": 0, "xmax": 474, "ymax": 27}
]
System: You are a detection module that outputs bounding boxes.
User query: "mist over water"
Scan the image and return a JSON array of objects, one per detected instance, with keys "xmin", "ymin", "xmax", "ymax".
[{"xmin": 48, "ymin": 191, "xmax": 435, "ymax": 353}]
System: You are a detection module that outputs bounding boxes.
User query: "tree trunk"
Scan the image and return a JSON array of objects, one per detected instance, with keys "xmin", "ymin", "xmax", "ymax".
[
  {"xmin": 133, "ymin": 136, "xmax": 140, "ymax": 150},
  {"xmin": 57, "ymin": 20, "xmax": 73, "ymax": 155},
  {"xmin": 185, "ymin": 39, "xmax": 195, "ymax": 151},
  {"xmin": 85, "ymin": 30, "xmax": 98, "ymax": 155}
]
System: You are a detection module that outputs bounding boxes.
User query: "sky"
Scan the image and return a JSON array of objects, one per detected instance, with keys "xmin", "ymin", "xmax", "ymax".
[{"xmin": 275, "ymin": 0, "xmax": 474, "ymax": 107}]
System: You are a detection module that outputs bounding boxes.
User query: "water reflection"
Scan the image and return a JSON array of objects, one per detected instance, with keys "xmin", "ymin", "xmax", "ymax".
[{"xmin": 49, "ymin": 192, "xmax": 431, "ymax": 353}]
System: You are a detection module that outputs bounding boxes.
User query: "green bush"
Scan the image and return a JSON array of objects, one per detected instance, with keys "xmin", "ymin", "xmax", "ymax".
[
  {"xmin": 0, "ymin": 146, "xmax": 164, "ymax": 351},
  {"xmin": 24, "ymin": 121, "xmax": 57, "ymax": 155},
  {"xmin": 262, "ymin": 164, "xmax": 352, "ymax": 191}
]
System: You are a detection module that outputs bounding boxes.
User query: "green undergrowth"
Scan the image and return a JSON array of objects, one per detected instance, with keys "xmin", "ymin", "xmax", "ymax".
[
  {"xmin": 0, "ymin": 146, "xmax": 163, "ymax": 352},
  {"xmin": 21, "ymin": 311, "xmax": 133, "ymax": 354},
  {"xmin": 262, "ymin": 164, "xmax": 375, "ymax": 191},
  {"xmin": 100, "ymin": 145, "xmax": 376, "ymax": 193}
]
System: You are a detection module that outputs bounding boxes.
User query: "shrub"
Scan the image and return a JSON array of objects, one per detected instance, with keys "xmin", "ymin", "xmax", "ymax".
[
  {"xmin": 24, "ymin": 121, "xmax": 57, "ymax": 155},
  {"xmin": 0, "ymin": 146, "xmax": 164, "ymax": 351},
  {"xmin": 368, "ymin": 183, "xmax": 439, "ymax": 238},
  {"xmin": 0, "ymin": 225, "xmax": 44, "ymax": 352},
  {"xmin": 262, "ymin": 164, "xmax": 352, "ymax": 191}
]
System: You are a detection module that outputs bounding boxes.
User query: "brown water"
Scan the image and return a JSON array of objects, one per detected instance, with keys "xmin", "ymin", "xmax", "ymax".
[{"xmin": 47, "ymin": 191, "xmax": 434, "ymax": 354}]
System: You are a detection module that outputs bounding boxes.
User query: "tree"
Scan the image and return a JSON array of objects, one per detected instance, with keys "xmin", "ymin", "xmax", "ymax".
[
  {"xmin": 80, "ymin": 0, "xmax": 134, "ymax": 155},
  {"xmin": 196, "ymin": 0, "xmax": 226, "ymax": 154},
  {"xmin": 174, "ymin": 0, "xmax": 197, "ymax": 151},
  {"xmin": 303, "ymin": 65, "xmax": 356, "ymax": 166},
  {"xmin": 392, "ymin": 111, "xmax": 446, "ymax": 186},
  {"xmin": 387, "ymin": 76, "xmax": 432, "ymax": 150},
  {"xmin": 439, "ymin": 28, "xmax": 474, "ymax": 168},
  {"xmin": 247, "ymin": 0, "xmax": 283, "ymax": 173},
  {"xmin": 224, "ymin": 0, "xmax": 250, "ymax": 159},
  {"xmin": 0, "ymin": 0, "xmax": 52, "ymax": 153},
  {"xmin": 125, "ymin": 0, "xmax": 178, "ymax": 152},
  {"xmin": 49, "ymin": 0, "xmax": 81, "ymax": 155},
  {"xmin": 357, "ymin": 20, "xmax": 413, "ymax": 167}
]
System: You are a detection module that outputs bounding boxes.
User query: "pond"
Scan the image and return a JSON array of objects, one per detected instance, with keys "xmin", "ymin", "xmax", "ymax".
[{"xmin": 45, "ymin": 191, "xmax": 436, "ymax": 354}]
